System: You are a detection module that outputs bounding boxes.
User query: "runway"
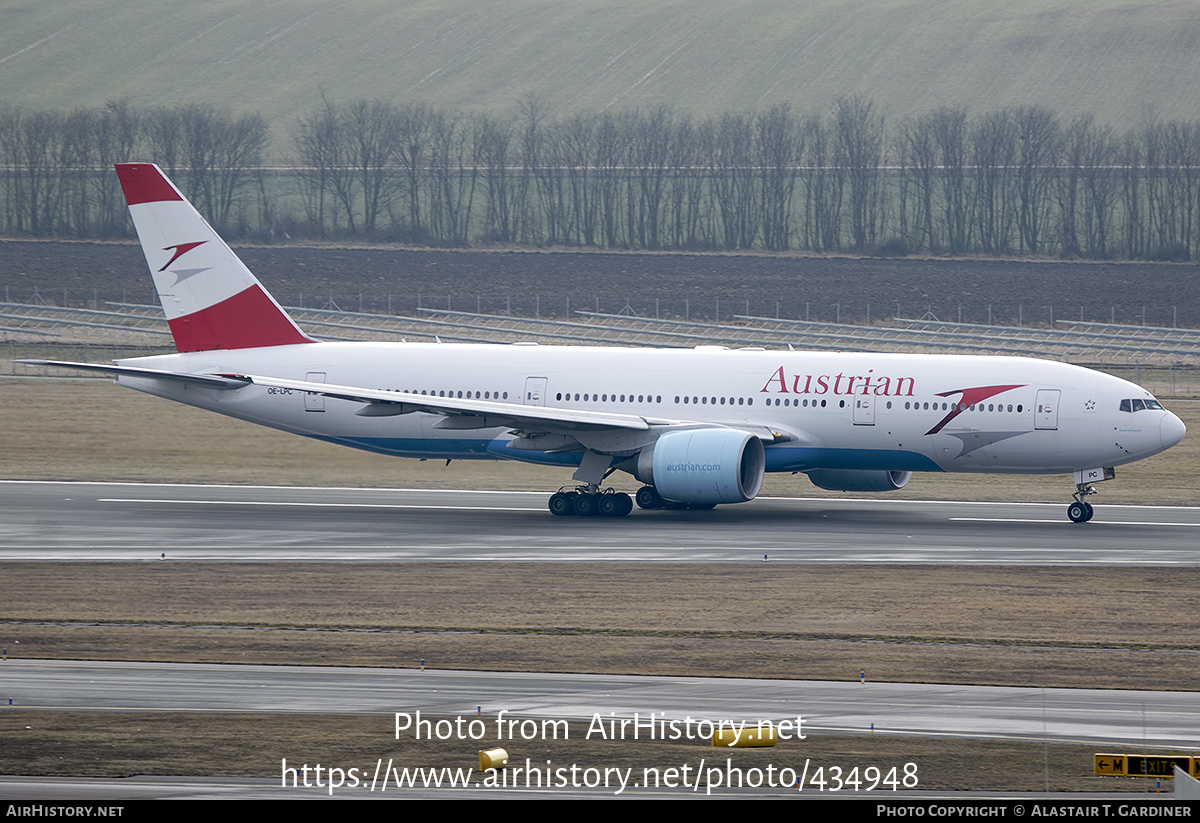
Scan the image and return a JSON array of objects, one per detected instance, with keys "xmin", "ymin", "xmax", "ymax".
[
  {"xmin": 2, "ymin": 480, "xmax": 1199, "ymax": 563},
  {"xmin": 5, "ymin": 659, "xmax": 1198, "ymax": 748},
  {"xmin": 5, "ymin": 482, "xmax": 1199, "ymax": 799}
]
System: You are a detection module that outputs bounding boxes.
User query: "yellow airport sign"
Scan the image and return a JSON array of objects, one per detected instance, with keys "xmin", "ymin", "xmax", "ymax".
[{"xmin": 1094, "ymin": 753, "xmax": 1198, "ymax": 778}]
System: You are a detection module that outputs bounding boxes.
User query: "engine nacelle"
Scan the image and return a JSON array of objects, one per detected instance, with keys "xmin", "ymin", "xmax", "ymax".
[
  {"xmin": 806, "ymin": 469, "xmax": 913, "ymax": 493},
  {"xmin": 636, "ymin": 429, "xmax": 765, "ymax": 505}
]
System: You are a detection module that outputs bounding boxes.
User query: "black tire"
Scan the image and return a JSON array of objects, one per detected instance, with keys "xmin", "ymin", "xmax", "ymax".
[
  {"xmin": 635, "ymin": 486, "xmax": 662, "ymax": 509},
  {"xmin": 573, "ymin": 493, "xmax": 598, "ymax": 517},
  {"xmin": 598, "ymin": 494, "xmax": 621, "ymax": 517},
  {"xmin": 616, "ymin": 493, "xmax": 634, "ymax": 516},
  {"xmin": 1067, "ymin": 502, "xmax": 1087, "ymax": 523},
  {"xmin": 1083, "ymin": 501, "xmax": 1095, "ymax": 522},
  {"xmin": 548, "ymin": 492, "xmax": 574, "ymax": 517}
]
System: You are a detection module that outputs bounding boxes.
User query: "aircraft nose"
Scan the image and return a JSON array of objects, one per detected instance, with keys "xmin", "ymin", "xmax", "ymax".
[{"xmin": 1161, "ymin": 411, "xmax": 1186, "ymax": 450}]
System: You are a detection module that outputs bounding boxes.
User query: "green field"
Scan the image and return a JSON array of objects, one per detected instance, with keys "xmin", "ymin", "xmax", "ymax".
[{"xmin": 2, "ymin": 0, "xmax": 1197, "ymax": 142}]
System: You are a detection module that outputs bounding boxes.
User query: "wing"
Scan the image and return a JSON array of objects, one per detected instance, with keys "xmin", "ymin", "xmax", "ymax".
[
  {"xmin": 241, "ymin": 373, "xmax": 796, "ymax": 443},
  {"xmin": 241, "ymin": 373, "xmax": 657, "ymax": 432},
  {"xmin": 22, "ymin": 363, "xmax": 798, "ymax": 467}
]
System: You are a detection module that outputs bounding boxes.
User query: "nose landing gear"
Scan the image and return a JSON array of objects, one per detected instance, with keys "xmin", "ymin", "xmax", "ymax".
[{"xmin": 1067, "ymin": 482, "xmax": 1096, "ymax": 523}]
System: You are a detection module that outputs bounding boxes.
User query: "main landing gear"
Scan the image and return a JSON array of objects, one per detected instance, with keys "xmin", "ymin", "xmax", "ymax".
[
  {"xmin": 635, "ymin": 486, "xmax": 716, "ymax": 511},
  {"xmin": 548, "ymin": 485, "xmax": 633, "ymax": 517},
  {"xmin": 1067, "ymin": 481, "xmax": 1097, "ymax": 523}
]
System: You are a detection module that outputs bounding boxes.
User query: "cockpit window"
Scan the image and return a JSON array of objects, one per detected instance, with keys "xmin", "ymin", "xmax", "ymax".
[{"xmin": 1121, "ymin": 398, "xmax": 1163, "ymax": 412}]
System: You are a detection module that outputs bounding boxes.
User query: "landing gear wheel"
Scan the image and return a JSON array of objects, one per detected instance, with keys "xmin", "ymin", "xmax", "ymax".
[
  {"xmin": 548, "ymin": 492, "xmax": 575, "ymax": 517},
  {"xmin": 597, "ymin": 492, "xmax": 633, "ymax": 517},
  {"xmin": 1068, "ymin": 480, "xmax": 1098, "ymax": 523},
  {"xmin": 635, "ymin": 486, "xmax": 663, "ymax": 510},
  {"xmin": 573, "ymin": 493, "xmax": 598, "ymax": 517}
]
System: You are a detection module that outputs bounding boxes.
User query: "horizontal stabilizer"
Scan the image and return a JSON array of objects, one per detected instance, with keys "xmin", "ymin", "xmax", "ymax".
[{"xmin": 18, "ymin": 360, "xmax": 250, "ymax": 390}]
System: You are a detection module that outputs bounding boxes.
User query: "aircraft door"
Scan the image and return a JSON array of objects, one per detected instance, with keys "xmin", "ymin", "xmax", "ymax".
[
  {"xmin": 852, "ymin": 395, "xmax": 875, "ymax": 425},
  {"xmin": 524, "ymin": 377, "xmax": 548, "ymax": 406},
  {"xmin": 304, "ymin": 371, "xmax": 326, "ymax": 412},
  {"xmin": 1035, "ymin": 389, "xmax": 1060, "ymax": 430}
]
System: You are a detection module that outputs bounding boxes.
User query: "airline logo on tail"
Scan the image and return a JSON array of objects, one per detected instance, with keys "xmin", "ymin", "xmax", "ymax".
[
  {"xmin": 115, "ymin": 163, "xmax": 313, "ymax": 353},
  {"xmin": 158, "ymin": 241, "xmax": 207, "ymax": 272}
]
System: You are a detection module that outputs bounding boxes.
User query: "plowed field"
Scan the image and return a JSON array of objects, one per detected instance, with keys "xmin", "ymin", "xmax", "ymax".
[{"xmin": 2, "ymin": 240, "xmax": 1198, "ymax": 327}]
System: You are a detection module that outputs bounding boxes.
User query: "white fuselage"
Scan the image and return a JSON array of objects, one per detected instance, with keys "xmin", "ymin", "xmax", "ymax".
[{"xmin": 116, "ymin": 342, "xmax": 1183, "ymax": 477}]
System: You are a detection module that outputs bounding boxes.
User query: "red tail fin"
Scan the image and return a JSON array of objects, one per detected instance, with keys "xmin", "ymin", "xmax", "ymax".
[{"xmin": 116, "ymin": 163, "xmax": 313, "ymax": 352}]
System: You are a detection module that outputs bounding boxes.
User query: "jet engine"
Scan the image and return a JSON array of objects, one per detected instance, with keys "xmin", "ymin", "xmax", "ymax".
[
  {"xmin": 806, "ymin": 469, "xmax": 913, "ymax": 492},
  {"xmin": 635, "ymin": 429, "xmax": 765, "ymax": 504}
]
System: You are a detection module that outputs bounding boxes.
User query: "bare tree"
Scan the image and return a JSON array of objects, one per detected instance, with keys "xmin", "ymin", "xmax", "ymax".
[
  {"xmin": 800, "ymin": 114, "xmax": 842, "ymax": 250},
  {"xmin": 394, "ymin": 102, "xmax": 432, "ymax": 241},
  {"xmin": 93, "ymin": 100, "xmax": 143, "ymax": 236},
  {"xmin": 12, "ymin": 109, "xmax": 68, "ymax": 235},
  {"xmin": 560, "ymin": 112, "xmax": 599, "ymax": 246},
  {"xmin": 0, "ymin": 104, "xmax": 20, "ymax": 233},
  {"xmin": 345, "ymin": 100, "xmax": 401, "ymax": 236},
  {"xmin": 1013, "ymin": 105, "xmax": 1060, "ymax": 254},
  {"xmin": 293, "ymin": 97, "xmax": 341, "ymax": 235},
  {"xmin": 1120, "ymin": 128, "xmax": 1146, "ymax": 259},
  {"xmin": 711, "ymin": 112, "xmax": 758, "ymax": 249},
  {"xmin": 667, "ymin": 112, "xmax": 705, "ymax": 249},
  {"xmin": 972, "ymin": 109, "xmax": 1018, "ymax": 253},
  {"xmin": 211, "ymin": 112, "xmax": 268, "ymax": 233},
  {"xmin": 932, "ymin": 106, "xmax": 971, "ymax": 253},
  {"xmin": 630, "ymin": 105, "xmax": 673, "ymax": 248},
  {"xmin": 595, "ymin": 112, "xmax": 625, "ymax": 247},
  {"xmin": 834, "ymin": 97, "xmax": 885, "ymax": 251},
  {"xmin": 757, "ymin": 104, "xmax": 799, "ymax": 250},
  {"xmin": 897, "ymin": 113, "xmax": 938, "ymax": 251},
  {"xmin": 1076, "ymin": 118, "xmax": 1117, "ymax": 258},
  {"xmin": 515, "ymin": 95, "xmax": 549, "ymax": 245},
  {"xmin": 428, "ymin": 111, "xmax": 481, "ymax": 245},
  {"xmin": 478, "ymin": 113, "xmax": 516, "ymax": 243}
]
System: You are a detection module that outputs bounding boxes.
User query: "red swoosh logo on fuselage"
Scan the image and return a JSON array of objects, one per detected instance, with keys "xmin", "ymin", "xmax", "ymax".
[{"xmin": 924, "ymin": 384, "xmax": 1026, "ymax": 435}]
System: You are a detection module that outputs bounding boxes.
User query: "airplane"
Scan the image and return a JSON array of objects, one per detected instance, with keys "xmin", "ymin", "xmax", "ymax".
[{"xmin": 25, "ymin": 163, "xmax": 1186, "ymax": 523}]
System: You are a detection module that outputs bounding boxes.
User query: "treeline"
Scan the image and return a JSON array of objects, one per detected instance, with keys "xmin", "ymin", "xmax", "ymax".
[
  {"xmin": 2, "ymin": 97, "xmax": 1200, "ymax": 260},
  {"xmin": 0, "ymin": 101, "xmax": 269, "ymax": 238}
]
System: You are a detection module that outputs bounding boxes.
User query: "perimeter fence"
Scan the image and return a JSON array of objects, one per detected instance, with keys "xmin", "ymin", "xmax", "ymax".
[{"xmin": 3, "ymin": 282, "xmax": 1200, "ymax": 330}]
